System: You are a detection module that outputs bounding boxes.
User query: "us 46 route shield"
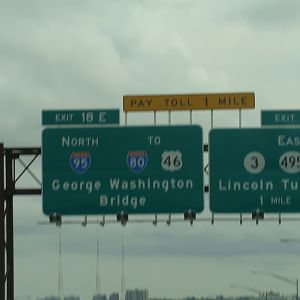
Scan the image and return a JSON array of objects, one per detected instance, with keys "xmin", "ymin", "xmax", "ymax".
[{"xmin": 42, "ymin": 125, "xmax": 203, "ymax": 215}]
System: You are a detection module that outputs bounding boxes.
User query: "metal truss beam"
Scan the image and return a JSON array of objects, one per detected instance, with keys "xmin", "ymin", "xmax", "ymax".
[{"xmin": 1, "ymin": 146, "xmax": 42, "ymax": 300}]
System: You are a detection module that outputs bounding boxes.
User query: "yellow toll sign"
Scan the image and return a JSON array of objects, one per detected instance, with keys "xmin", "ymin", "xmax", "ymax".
[{"xmin": 123, "ymin": 92, "xmax": 255, "ymax": 112}]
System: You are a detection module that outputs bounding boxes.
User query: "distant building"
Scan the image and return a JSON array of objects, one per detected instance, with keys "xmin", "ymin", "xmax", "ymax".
[
  {"xmin": 64, "ymin": 296, "xmax": 80, "ymax": 300},
  {"xmin": 93, "ymin": 294, "xmax": 108, "ymax": 300},
  {"xmin": 125, "ymin": 289, "xmax": 149, "ymax": 300},
  {"xmin": 38, "ymin": 296, "xmax": 80, "ymax": 300},
  {"xmin": 109, "ymin": 292, "xmax": 120, "ymax": 300}
]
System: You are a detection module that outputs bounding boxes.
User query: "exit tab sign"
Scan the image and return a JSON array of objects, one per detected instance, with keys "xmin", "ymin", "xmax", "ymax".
[
  {"xmin": 42, "ymin": 109, "xmax": 120, "ymax": 126},
  {"xmin": 123, "ymin": 92, "xmax": 255, "ymax": 112},
  {"xmin": 261, "ymin": 110, "xmax": 300, "ymax": 126}
]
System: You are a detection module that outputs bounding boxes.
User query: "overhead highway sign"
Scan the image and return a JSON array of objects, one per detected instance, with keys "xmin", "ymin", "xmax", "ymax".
[
  {"xmin": 209, "ymin": 128, "xmax": 300, "ymax": 213},
  {"xmin": 261, "ymin": 110, "xmax": 300, "ymax": 126},
  {"xmin": 42, "ymin": 125, "xmax": 204, "ymax": 215},
  {"xmin": 42, "ymin": 109, "xmax": 120, "ymax": 126},
  {"xmin": 123, "ymin": 92, "xmax": 255, "ymax": 111}
]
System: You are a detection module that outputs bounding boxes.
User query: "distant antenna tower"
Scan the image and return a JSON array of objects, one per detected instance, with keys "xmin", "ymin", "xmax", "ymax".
[
  {"xmin": 58, "ymin": 227, "xmax": 64, "ymax": 300},
  {"xmin": 120, "ymin": 227, "xmax": 126, "ymax": 300}
]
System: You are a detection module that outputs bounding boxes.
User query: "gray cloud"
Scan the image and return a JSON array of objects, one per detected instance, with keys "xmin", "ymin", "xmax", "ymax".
[{"xmin": 236, "ymin": 0, "xmax": 300, "ymax": 28}]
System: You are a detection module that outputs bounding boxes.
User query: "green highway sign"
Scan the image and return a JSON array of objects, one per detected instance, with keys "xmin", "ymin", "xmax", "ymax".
[
  {"xmin": 42, "ymin": 109, "xmax": 120, "ymax": 126},
  {"xmin": 261, "ymin": 110, "xmax": 300, "ymax": 126},
  {"xmin": 42, "ymin": 125, "xmax": 203, "ymax": 215},
  {"xmin": 209, "ymin": 128, "xmax": 300, "ymax": 213}
]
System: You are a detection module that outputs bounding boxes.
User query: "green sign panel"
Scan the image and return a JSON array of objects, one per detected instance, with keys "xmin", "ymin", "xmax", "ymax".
[
  {"xmin": 261, "ymin": 110, "xmax": 300, "ymax": 126},
  {"xmin": 42, "ymin": 125, "xmax": 203, "ymax": 215},
  {"xmin": 42, "ymin": 109, "xmax": 120, "ymax": 126},
  {"xmin": 210, "ymin": 128, "xmax": 300, "ymax": 213}
]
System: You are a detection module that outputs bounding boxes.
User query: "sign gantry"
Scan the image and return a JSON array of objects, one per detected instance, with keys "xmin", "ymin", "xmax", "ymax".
[{"xmin": 6, "ymin": 92, "xmax": 300, "ymax": 300}]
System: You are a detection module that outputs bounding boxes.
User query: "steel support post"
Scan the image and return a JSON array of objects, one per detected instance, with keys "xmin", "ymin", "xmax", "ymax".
[
  {"xmin": 0, "ymin": 147, "xmax": 41, "ymax": 299},
  {"xmin": 5, "ymin": 150, "xmax": 14, "ymax": 300},
  {"xmin": 0, "ymin": 144, "xmax": 5, "ymax": 300}
]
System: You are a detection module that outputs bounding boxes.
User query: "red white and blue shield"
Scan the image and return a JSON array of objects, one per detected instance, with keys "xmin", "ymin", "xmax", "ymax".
[
  {"xmin": 127, "ymin": 151, "xmax": 148, "ymax": 173},
  {"xmin": 70, "ymin": 151, "xmax": 91, "ymax": 174}
]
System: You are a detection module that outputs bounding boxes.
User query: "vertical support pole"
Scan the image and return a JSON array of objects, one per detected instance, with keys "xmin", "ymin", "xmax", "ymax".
[
  {"xmin": 96, "ymin": 221, "xmax": 101, "ymax": 295},
  {"xmin": 121, "ymin": 226, "xmax": 126, "ymax": 300},
  {"xmin": 58, "ymin": 227, "xmax": 64, "ymax": 300},
  {"xmin": 0, "ymin": 144, "xmax": 5, "ymax": 300},
  {"xmin": 125, "ymin": 112, "xmax": 127, "ymax": 126},
  {"xmin": 5, "ymin": 150, "xmax": 14, "ymax": 300}
]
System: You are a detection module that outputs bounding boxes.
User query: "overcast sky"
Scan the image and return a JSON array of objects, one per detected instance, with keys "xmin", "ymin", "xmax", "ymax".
[{"xmin": 1, "ymin": 0, "xmax": 300, "ymax": 299}]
